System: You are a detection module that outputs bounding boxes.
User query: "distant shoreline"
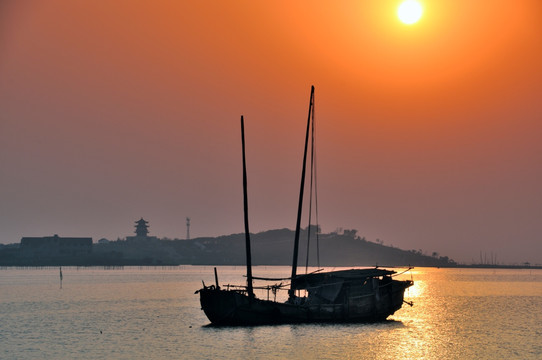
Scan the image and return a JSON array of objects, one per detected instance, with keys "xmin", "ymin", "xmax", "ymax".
[
  {"xmin": 1, "ymin": 264, "xmax": 541, "ymax": 270},
  {"xmin": 2, "ymin": 229, "xmax": 540, "ymax": 269},
  {"xmin": 442, "ymin": 264, "xmax": 542, "ymax": 270}
]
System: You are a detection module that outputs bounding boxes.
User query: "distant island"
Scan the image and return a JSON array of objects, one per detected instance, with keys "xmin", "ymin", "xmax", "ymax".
[
  {"xmin": 1, "ymin": 220, "xmax": 539, "ymax": 268},
  {"xmin": 1, "ymin": 225, "xmax": 458, "ymax": 267}
]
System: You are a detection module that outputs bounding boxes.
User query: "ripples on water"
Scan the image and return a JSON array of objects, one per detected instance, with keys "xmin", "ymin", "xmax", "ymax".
[{"xmin": 1, "ymin": 266, "xmax": 541, "ymax": 359}]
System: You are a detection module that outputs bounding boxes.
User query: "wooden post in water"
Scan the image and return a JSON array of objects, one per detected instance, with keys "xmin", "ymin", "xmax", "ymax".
[
  {"xmin": 241, "ymin": 116, "xmax": 254, "ymax": 298},
  {"xmin": 59, "ymin": 266, "xmax": 63, "ymax": 289},
  {"xmin": 214, "ymin": 267, "xmax": 220, "ymax": 289}
]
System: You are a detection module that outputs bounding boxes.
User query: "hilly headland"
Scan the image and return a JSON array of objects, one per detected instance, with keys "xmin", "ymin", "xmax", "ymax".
[{"xmin": 0, "ymin": 228, "xmax": 456, "ymax": 267}]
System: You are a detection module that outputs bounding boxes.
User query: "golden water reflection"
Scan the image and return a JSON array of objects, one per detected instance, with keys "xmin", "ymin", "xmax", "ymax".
[
  {"xmin": 359, "ymin": 267, "xmax": 542, "ymax": 360},
  {"xmin": 2, "ymin": 266, "xmax": 541, "ymax": 359}
]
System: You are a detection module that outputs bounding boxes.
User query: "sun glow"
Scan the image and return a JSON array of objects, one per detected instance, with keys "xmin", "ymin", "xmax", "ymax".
[{"xmin": 397, "ymin": 0, "xmax": 423, "ymax": 25}]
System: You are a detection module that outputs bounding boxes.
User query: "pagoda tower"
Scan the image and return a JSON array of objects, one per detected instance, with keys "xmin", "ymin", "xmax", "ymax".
[{"xmin": 135, "ymin": 218, "xmax": 149, "ymax": 237}]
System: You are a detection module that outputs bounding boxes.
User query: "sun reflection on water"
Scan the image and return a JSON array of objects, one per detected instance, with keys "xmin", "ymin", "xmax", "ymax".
[{"xmin": 405, "ymin": 279, "xmax": 425, "ymax": 298}]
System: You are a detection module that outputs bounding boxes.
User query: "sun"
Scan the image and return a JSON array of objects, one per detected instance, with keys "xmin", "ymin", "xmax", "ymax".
[{"xmin": 397, "ymin": 0, "xmax": 423, "ymax": 25}]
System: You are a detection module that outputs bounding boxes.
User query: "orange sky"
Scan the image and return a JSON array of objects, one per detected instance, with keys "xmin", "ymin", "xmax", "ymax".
[{"xmin": 1, "ymin": 0, "xmax": 541, "ymax": 264}]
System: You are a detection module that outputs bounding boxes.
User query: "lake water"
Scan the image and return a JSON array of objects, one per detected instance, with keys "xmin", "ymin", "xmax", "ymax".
[{"xmin": 1, "ymin": 266, "xmax": 541, "ymax": 359}]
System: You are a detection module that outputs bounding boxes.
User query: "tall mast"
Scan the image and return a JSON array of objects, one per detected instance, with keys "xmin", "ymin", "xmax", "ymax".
[
  {"xmin": 289, "ymin": 86, "xmax": 314, "ymax": 298},
  {"xmin": 241, "ymin": 116, "xmax": 254, "ymax": 298}
]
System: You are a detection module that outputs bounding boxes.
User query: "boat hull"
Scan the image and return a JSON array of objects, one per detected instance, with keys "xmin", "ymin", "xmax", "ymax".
[{"xmin": 198, "ymin": 279, "xmax": 412, "ymax": 326}]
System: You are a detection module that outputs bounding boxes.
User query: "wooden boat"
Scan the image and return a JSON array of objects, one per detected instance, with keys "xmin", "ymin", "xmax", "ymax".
[{"xmin": 197, "ymin": 86, "xmax": 413, "ymax": 325}]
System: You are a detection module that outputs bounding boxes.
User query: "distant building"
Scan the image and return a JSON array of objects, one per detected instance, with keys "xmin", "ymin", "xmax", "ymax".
[
  {"xmin": 135, "ymin": 218, "xmax": 149, "ymax": 237},
  {"xmin": 20, "ymin": 234, "xmax": 92, "ymax": 257},
  {"xmin": 126, "ymin": 218, "xmax": 158, "ymax": 241}
]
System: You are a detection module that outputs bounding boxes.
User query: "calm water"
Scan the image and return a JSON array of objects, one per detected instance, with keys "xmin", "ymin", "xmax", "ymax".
[{"xmin": 1, "ymin": 266, "xmax": 541, "ymax": 359}]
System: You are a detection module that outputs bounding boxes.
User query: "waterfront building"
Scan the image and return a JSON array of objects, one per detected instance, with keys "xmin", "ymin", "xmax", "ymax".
[{"xmin": 20, "ymin": 234, "xmax": 92, "ymax": 257}]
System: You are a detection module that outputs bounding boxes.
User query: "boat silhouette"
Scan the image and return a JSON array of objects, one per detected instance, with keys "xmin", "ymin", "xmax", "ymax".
[{"xmin": 197, "ymin": 86, "xmax": 413, "ymax": 325}]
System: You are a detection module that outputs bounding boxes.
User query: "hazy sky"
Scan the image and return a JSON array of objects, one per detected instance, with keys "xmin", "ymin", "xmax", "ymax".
[{"xmin": 1, "ymin": 1, "xmax": 541, "ymax": 264}]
